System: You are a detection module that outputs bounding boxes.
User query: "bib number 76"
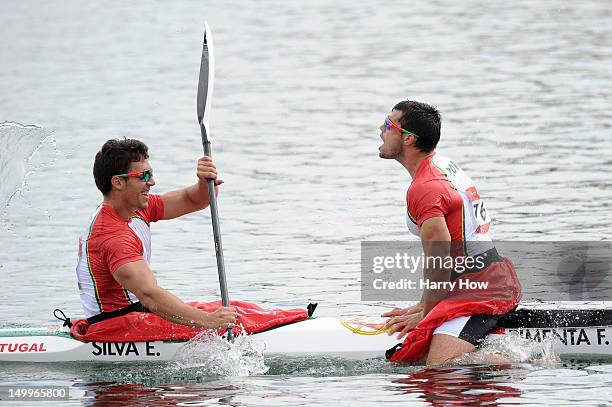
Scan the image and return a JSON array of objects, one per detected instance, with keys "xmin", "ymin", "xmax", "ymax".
[
  {"xmin": 466, "ymin": 186, "xmax": 491, "ymax": 233},
  {"xmin": 473, "ymin": 201, "xmax": 487, "ymax": 221}
]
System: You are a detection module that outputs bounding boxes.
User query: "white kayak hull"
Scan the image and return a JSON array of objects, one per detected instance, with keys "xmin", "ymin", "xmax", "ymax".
[
  {"xmin": 1, "ymin": 311, "xmax": 611, "ymax": 363},
  {"xmin": 0, "ymin": 318, "xmax": 397, "ymax": 363}
]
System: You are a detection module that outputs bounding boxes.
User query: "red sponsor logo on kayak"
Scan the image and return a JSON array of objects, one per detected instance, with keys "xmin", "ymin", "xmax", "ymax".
[{"xmin": 0, "ymin": 343, "xmax": 48, "ymax": 352}]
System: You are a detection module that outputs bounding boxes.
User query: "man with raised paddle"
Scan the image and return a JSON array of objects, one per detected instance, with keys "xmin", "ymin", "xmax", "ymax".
[
  {"xmin": 74, "ymin": 138, "xmax": 237, "ymax": 331},
  {"xmin": 67, "ymin": 24, "xmax": 310, "ymax": 343},
  {"xmin": 379, "ymin": 100, "xmax": 522, "ymax": 364}
]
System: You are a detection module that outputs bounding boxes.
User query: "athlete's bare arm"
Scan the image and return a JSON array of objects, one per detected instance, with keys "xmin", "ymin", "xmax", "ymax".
[
  {"xmin": 419, "ymin": 216, "xmax": 452, "ymax": 315},
  {"xmin": 113, "ymin": 260, "xmax": 236, "ymax": 329},
  {"xmin": 161, "ymin": 156, "xmax": 222, "ymax": 220},
  {"xmin": 382, "ymin": 216, "xmax": 451, "ymax": 338},
  {"xmin": 422, "ymin": 217, "xmax": 474, "ymax": 365}
]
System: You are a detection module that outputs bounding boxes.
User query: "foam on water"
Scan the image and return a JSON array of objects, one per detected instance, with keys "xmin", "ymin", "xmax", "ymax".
[
  {"xmin": 171, "ymin": 331, "xmax": 269, "ymax": 377},
  {"xmin": 459, "ymin": 330, "xmax": 559, "ymax": 366}
]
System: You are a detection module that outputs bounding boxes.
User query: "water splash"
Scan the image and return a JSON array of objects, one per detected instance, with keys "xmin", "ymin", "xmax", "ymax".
[
  {"xmin": 458, "ymin": 330, "xmax": 560, "ymax": 365},
  {"xmin": 0, "ymin": 121, "xmax": 56, "ymax": 230},
  {"xmin": 171, "ymin": 331, "xmax": 268, "ymax": 377}
]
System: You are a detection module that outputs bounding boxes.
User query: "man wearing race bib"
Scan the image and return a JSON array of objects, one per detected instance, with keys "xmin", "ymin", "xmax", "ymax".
[
  {"xmin": 379, "ymin": 101, "xmax": 521, "ymax": 364},
  {"xmin": 75, "ymin": 139, "xmax": 237, "ymax": 333}
]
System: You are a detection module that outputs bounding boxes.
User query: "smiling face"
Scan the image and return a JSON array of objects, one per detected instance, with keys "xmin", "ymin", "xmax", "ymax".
[
  {"xmin": 378, "ymin": 109, "xmax": 406, "ymax": 159},
  {"xmin": 114, "ymin": 159, "xmax": 156, "ymax": 211}
]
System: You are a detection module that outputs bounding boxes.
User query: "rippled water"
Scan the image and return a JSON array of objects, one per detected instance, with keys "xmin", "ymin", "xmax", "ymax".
[
  {"xmin": 1, "ymin": 0, "xmax": 611, "ymax": 405},
  {"xmin": 1, "ymin": 360, "xmax": 612, "ymax": 406}
]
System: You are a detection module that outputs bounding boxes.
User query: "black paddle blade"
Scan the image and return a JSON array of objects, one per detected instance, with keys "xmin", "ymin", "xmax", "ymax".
[{"xmin": 197, "ymin": 25, "xmax": 211, "ymax": 125}]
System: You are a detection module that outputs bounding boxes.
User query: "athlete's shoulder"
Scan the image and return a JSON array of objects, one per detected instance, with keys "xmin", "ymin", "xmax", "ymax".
[
  {"xmin": 84, "ymin": 207, "xmax": 135, "ymax": 254},
  {"xmin": 147, "ymin": 194, "xmax": 163, "ymax": 206},
  {"xmin": 408, "ymin": 154, "xmax": 453, "ymax": 196},
  {"xmin": 407, "ymin": 178, "xmax": 441, "ymax": 197},
  {"xmin": 134, "ymin": 194, "xmax": 164, "ymax": 224},
  {"xmin": 407, "ymin": 156, "xmax": 456, "ymax": 223},
  {"xmin": 430, "ymin": 153, "xmax": 462, "ymax": 174},
  {"xmin": 89, "ymin": 205, "xmax": 125, "ymax": 233}
]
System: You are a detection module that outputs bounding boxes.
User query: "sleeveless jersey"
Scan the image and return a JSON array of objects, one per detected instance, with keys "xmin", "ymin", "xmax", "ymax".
[
  {"xmin": 75, "ymin": 195, "xmax": 164, "ymax": 318},
  {"xmin": 406, "ymin": 153, "xmax": 494, "ymax": 256}
]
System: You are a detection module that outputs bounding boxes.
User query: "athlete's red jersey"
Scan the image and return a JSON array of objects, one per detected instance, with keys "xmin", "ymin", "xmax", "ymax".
[
  {"xmin": 75, "ymin": 195, "xmax": 164, "ymax": 318},
  {"xmin": 406, "ymin": 153, "xmax": 493, "ymax": 256}
]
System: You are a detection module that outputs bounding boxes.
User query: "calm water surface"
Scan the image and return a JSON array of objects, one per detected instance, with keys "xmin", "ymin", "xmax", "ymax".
[{"xmin": 1, "ymin": 0, "xmax": 611, "ymax": 405}]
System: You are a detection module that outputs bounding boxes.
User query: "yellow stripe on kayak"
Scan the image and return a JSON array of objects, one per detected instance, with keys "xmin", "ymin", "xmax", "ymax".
[{"xmin": 340, "ymin": 320, "xmax": 391, "ymax": 336}]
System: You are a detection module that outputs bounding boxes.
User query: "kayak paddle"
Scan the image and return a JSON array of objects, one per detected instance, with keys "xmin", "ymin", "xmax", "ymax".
[{"xmin": 197, "ymin": 22, "xmax": 233, "ymax": 340}]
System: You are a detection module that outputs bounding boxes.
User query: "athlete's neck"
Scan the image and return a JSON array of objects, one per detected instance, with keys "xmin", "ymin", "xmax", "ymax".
[
  {"xmin": 103, "ymin": 196, "xmax": 135, "ymax": 222},
  {"xmin": 397, "ymin": 150, "xmax": 434, "ymax": 178}
]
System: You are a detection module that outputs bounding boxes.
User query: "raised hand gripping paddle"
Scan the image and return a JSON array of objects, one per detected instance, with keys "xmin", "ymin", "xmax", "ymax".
[{"xmin": 197, "ymin": 22, "xmax": 233, "ymax": 340}]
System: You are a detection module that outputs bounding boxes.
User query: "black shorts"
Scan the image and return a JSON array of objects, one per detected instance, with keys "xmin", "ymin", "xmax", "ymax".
[{"xmin": 433, "ymin": 314, "xmax": 500, "ymax": 346}]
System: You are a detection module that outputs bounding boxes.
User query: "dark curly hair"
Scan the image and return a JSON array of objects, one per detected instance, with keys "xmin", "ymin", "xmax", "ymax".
[
  {"xmin": 393, "ymin": 100, "xmax": 441, "ymax": 153},
  {"xmin": 93, "ymin": 138, "xmax": 149, "ymax": 195}
]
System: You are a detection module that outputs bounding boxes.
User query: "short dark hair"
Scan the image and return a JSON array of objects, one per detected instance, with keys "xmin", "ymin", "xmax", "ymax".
[
  {"xmin": 393, "ymin": 100, "xmax": 441, "ymax": 153},
  {"xmin": 93, "ymin": 138, "xmax": 149, "ymax": 195}
]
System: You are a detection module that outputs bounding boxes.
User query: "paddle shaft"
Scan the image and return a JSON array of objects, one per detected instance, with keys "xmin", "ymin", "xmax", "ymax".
[
  {"xmin": 200, "ymin": 130, "xmax": 233, "ymax": 341},
  {"xmin": 197, "ymin": 23, "xmax": 233, "ymax": 340},
  {"xmin": 200, "ymin": 136, "xmax": 230, "ymax": 309}
]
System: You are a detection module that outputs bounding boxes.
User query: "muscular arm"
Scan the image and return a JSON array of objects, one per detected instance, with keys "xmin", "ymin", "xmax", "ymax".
[
  {"xmin": 382, "ymin": 217, "xmax": 452, "ymax": 337},
  {"xmin": 419, "ymin": 216, "xmax": 452, "ymax": 315},
  {"xmin": 113, "ymin": 260, "xmax": 236, "ymax": 329},
  {"xmin": 161, "ymin": 182, "xmax": 213, "ymax": 220},
  {"xmin": 161, "ymin": 156, "xmax": 222, "ymax": 220}
]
